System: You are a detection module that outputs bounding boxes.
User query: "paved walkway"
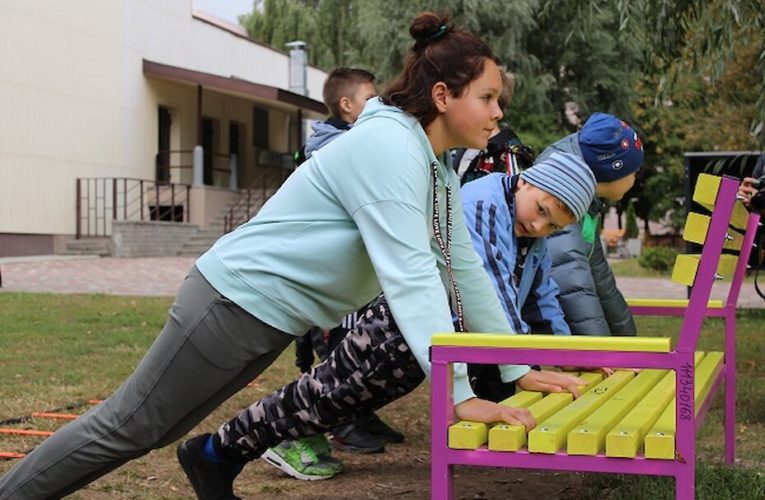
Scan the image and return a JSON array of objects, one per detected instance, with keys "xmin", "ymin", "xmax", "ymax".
[{"xmin": 0, "ymin": 255, "xmax": 763, "ymax": 308}]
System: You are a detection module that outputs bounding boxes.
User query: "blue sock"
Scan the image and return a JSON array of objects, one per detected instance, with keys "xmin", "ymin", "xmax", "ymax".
[{"xmin": 203, "ymin": 435, "xmax": 224, "ymax": 464}]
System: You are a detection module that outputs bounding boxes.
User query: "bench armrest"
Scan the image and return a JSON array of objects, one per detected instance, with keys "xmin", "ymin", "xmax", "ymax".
[
  {"xmin": 626, "ymin": 298, "xmax": 724, "ymax": 309},
  {"xmin": 431, "ymin": 333, "xmax": 672, "ymax": 352}
]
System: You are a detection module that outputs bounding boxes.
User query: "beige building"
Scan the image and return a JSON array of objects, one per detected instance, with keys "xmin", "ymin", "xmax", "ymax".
[{"xmin": 0, "ymin": 0, "xmax": 328, "ymax": 257}]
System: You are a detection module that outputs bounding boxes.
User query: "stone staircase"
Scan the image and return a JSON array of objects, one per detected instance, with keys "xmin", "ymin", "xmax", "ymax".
[
  {"xmin": 176, "ymin": 180, "xmax": 285, "ymax": 256},
  {"xmin": 177, "ymin": 225, "xmax": 225, "ymax": 257}
]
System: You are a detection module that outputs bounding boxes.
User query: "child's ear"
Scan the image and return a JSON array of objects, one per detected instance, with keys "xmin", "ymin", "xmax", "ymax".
[
  {"xmin": 338, "ymin": 96, "xmax": 352, "ymax": 115},
  {"xmin": 431, "ymin": 82, "xmax": 449, "ymax": 113}
]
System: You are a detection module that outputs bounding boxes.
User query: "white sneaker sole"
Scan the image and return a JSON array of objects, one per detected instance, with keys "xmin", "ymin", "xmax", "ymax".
[{"xmin": 260, "ymin": 449, "xmax": 334, "ymax": 481}]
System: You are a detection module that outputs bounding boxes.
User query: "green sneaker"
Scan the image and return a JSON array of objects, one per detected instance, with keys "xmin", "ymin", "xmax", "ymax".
[
  {"xmin": 303, "ymin": 434, "xmax": 345, "ymax": 474},
  {"xmin": 260, "ymin": 439, "xmax": 336, "ymax": 481}
]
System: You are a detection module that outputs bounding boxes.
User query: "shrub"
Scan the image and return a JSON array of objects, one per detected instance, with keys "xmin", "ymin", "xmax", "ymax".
[{"xmin": 639, "ymin": 246, "xmax": 679, "ymax": 272}]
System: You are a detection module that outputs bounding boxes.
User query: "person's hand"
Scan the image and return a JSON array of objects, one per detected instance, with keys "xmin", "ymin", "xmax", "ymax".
[
  {"xmin": 597, "ymin": 366, "xmax": 615, "ymax": 377},
  {"xmin": 577, "ymin": 366, "xmax": 619, "ymax": 376},
  {"xmin": 454, "ymin": 397, "xmax": 536, "ymax": 430},
  {"xmin": 738, "ymin": 177, "xmax": 758, "ymax": 208},
  {"xmin": 516, "ymin": 369, "xmax": 585, "ymax": 399}
]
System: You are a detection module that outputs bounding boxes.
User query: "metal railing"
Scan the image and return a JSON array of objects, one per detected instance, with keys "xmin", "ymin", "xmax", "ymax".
[
  {"xmin": 223, "ymin": 167, "xmax": 293, "ymax": 233},
  {"xmin": 76, "ymin": 178, "xmax": 191, "ymax": 239}
]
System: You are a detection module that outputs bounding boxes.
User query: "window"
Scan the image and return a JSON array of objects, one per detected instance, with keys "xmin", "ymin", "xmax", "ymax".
[{"xmin": 252, "ymin": 107, "xmax": 269, "ymax": 148}]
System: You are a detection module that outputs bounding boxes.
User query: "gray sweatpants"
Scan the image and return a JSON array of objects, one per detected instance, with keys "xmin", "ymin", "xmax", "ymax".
[{"xmin": 0, "ymin": 266, "xmax": 294, "ymax": 499}]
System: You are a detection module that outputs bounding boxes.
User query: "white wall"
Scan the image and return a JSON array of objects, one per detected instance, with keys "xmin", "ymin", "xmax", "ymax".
[{"xmin": 0, "ymin": 0, "xmax": 325, "ymax": 236}]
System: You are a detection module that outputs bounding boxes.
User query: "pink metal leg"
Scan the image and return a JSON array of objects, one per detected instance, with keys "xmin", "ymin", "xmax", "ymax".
[
  {"xmin": 675, "ymin": 352, "xmax": 696, "ymax": 500},
  {"xmin": 724, "ymin": 308, "xmax": 736, "ymax": 464},
  {"xmin": 431, "ymin": 359, "xmax": 454, "ymax": 500}
]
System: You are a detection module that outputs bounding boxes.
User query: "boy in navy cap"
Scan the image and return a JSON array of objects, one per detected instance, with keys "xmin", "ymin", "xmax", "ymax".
[{"xmin": 536, "ymin": 113, "xmax": 644, "ymax": 339}]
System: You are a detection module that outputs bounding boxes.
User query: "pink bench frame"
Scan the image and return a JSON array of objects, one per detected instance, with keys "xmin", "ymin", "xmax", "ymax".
[{"xmin": 430, "ymin": 176, "xmax": 760, "ymax": 500}]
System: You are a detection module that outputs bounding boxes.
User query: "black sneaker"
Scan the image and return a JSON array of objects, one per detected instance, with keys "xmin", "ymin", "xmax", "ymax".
[
  {"xmin": 177, "ymin": 433, "xmax": 245, "ymax": 500},
  {"xmin": 330, "ymin": 422, "xmax": 385, "ymax": 454},
  {"xmin": 362, "ymin": 413, "xmax": 405, "ymax": 444}
]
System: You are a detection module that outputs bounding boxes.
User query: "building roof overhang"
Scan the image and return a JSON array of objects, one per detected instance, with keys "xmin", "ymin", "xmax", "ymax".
[{"xmin": 143, "ymin": 59, "xmax": 327, "ymax": 118}]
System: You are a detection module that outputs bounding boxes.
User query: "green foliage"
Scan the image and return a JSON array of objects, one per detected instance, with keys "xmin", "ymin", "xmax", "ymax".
[
  {"xmin": 242, "ymin": 0, "xmax": 367, "ymax": 69},
  {"xmin": 240, "ymin": 0, "xmax": 764, "ymax": 230},
  {"xmin": 617, "ymin": 0, "xmax": 765, "ymax": 146},
  {"xmin": 638, "ymin": 246, "xmax": 679, "ymax": 271},
  {"xmin": 625, "ymin": 202, "xmax": 639, "ymax": 239}
]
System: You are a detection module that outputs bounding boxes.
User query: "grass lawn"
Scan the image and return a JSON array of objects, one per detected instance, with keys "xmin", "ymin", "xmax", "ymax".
[
  {"xmin": 0, "ymin": 292, "xmax": 763, "ymax": 499},
  {"xmin": 609, "ymin": 257, "xmax": 671, "ymax": 278}
]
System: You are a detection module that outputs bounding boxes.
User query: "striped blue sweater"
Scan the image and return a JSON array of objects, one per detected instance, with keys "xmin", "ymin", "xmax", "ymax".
[{"xmin": 461, "ymin": 173, "xmax": 571, "ymax": 337}]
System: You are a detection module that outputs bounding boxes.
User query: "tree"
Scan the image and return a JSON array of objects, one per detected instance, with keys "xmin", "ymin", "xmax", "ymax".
[
  {"xmin": 239, "ymin": 1, "xmax": 763, "ymax": 233},
  {"xmin": 616, "ymin": 0, "xmax": 765, "ymax": 146},
  {"xmin": 625, "ymin": 201, "xmax": 639, "ymax": 239}
]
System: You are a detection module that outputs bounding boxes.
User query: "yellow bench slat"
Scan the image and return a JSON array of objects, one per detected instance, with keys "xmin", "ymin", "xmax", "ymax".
[
  {"xmin": 730, "ymin": 201, "xmax": 750, "ymax": 230},
  {"xmin": 431, "ymin": 333, "xmax": 672, "ymax": 352},
  {"xmin": 487, "ymin": 372, "xmax": 603, "ymax": 452},
  {"xmin": 605, "ymin": 371, "xmax": 676, "ymax": 458},
  {"xmin": 682, "ymin": 212, "xmax": 744, "ymax": 250},
  {"xmin": 694, "ymin": 352, "xmax": 724, "ymax": 414},
  {"xmin": 671, "ymin": 254, "xmax": 738, "ymax": 287},
  {"xmin": 692, "ymin": 174, "xmax": 721, "ymax": 208},
  {"xmin": 683, "ymin": 213, "xmax": 710, "ymax": 245},
  {"xmin": 626, "ymin": 298, "xmax": 724, "ymax": 309},
  {"xmin": 567, "ymin": 369, "xmax": 667, "ymax": 456},
  {"xmin": 448, "ymin": 420, "xmax": 488, "ymax": 450},
  {"xmin": 644, "ymin": 352, "xmax": 724, "ymax": 459},
  {"xmin": 448, "ymin": 391, "xmax": 542, "ymax": 449},
  {"xmin": 692, "ymin": 173, "xmax": 748, "ymax": 229},
  {"xmin": 528, "ymin": 371, "xmax": 636, "ymax": 454}
]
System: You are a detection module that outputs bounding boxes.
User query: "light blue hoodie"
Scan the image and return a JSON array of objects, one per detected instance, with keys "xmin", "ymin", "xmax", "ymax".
[
  {"xmin": 196, "ymin": 98, "xmax": 529, "ymax": 403},
  {"xmin": 304, "ymin": 120, "xmax": 349, "ymax": 159}
]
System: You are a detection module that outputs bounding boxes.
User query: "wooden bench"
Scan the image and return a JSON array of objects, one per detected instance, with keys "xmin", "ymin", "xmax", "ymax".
[{"xmin": 429, "ymin": 174, "xmax": 759, "ymax": 500}]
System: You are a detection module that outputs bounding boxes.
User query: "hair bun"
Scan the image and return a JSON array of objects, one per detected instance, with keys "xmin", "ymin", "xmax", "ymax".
[{"xmin": 409, "ymin": 12, "xmax": 451, "ymax": 45}]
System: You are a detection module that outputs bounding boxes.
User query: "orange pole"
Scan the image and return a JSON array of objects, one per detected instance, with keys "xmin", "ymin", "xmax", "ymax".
[
  {"xmin": 0, "ymin": 428, "xmax": 53, "ymax": 437},
  {"xmin": 0, "ymin": 452, "xmax": 26, "ymax": 459},
  {"xmin": 31, "ymin": 412, "xmax": 78, "ymax": 420}
]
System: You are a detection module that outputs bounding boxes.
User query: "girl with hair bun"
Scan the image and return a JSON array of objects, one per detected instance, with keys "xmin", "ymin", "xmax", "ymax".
[{"xmin": 0, "ymin": 12, "xmax": 582, "ymax": 500}]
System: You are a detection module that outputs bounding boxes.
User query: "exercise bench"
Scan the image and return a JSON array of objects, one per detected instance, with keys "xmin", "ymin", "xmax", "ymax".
[{"xmin": 430, "ymin": 174, "xmax": 758, "ymax": 499}]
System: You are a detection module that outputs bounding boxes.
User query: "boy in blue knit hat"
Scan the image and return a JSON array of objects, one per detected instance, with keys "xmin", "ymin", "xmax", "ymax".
[{"xmin": 463, "ymin": 151, "xmax": 595, "ymax": 339}]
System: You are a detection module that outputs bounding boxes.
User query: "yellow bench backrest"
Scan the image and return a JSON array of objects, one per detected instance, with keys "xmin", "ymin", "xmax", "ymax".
[{"xmin": 669, "ymin": 173, "xmax": 749, "ymax": 288}]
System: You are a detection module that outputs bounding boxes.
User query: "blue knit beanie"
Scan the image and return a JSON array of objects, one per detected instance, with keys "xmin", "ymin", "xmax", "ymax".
[
  {"xmin": 520, "ymin": 152, "xmax": 596, "ymax": 222},
  {"xmin": 578, "ymin": 112, "xmax": 644, "ymax": 182}
]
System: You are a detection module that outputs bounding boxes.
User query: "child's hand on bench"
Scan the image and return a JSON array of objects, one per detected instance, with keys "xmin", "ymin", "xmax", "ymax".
[
  {"xmin": 455, "ymin": 398, "xmax": 537, "ymax": 431},
  {"xmin": 516, "ymin": 370, "xmax": 585, "ymax": 398}
]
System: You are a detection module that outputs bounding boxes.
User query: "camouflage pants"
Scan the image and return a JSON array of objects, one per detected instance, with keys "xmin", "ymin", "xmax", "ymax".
[{"xmin": 216, "ymin": 296, "xmax": 426, "ymax": 461}]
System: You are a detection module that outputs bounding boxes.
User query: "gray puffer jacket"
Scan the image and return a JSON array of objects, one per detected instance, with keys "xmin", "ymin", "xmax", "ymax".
[{"xmin": 536, "ymin": 135, "xmax": 636, "ymax": 336}]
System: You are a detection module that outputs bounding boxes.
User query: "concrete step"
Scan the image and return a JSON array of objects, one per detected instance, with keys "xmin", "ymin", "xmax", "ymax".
[
  {"xmin": 178, "ymin": 242, "xmax": 214, "ymax": 254},
  {"xmin": 193, "ymin": 226, "xmax": 223, "ymax": 239},
  {"xmin": 187, "ymin": 235, "xmax": 219, "ymax": 244},
  {"xmin": 60, "ymin": 249, "xmax": 112, "ymax": 257},
  {"xmin": 65, "ymin": 238, "xmax": 111, "ymax": 256}
]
